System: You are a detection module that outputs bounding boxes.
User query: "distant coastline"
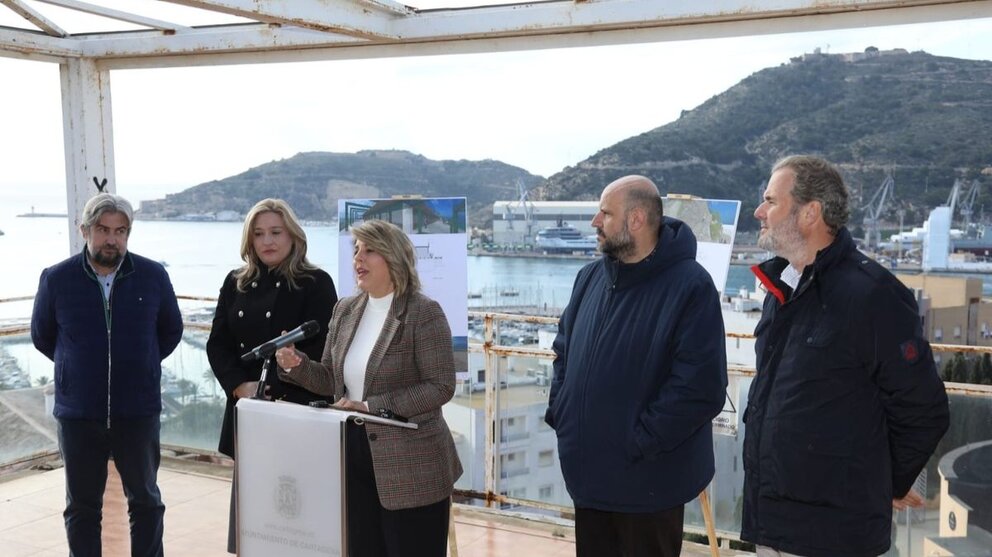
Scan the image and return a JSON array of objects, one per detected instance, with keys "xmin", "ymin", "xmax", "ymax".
[
  {"xmin": 16, "ymin": 212, "xmax": 67, "ymax": 218},
  {"xmin": 135, "ymin": 213, "xmax": 333, "ymax": 227},
  {"xmin": 472, "ymin": 250, "xmax": 597, "ymax": 262}
]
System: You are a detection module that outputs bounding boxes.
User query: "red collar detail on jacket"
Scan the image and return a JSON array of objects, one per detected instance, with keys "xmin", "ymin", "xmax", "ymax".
[{"xmin": 751, "ymin": 264, "xmax": 785, "ymax": 305}]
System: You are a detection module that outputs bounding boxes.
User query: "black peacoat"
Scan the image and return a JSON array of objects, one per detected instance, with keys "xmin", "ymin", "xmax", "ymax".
[{"xmin": 207, "ymin": 266, "xmax": 337, "ymax": 457}]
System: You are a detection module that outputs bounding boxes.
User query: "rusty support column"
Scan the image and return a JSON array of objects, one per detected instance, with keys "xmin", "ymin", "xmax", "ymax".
[{"xmin": 60, "ymin": 57, "xmax": 115, "ymax": 255}]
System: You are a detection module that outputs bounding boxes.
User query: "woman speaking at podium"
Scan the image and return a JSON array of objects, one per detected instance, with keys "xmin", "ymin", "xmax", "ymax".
[
  {"xmin": 207, "ymin": 198, "xmax": 338, "ymax": 553},
  {"xmin": 276, "ymin": 219, "xmax": 462, "ymax": 557}
]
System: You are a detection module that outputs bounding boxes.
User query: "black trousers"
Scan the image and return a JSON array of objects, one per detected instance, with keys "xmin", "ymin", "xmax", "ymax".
[
  {"xmin": 575, "ymin": 505, "xmax": 685, "ymax": 557},
  {"xmin": 345, "ymin": 422, "xmax": 450, "ymax": 557},
  {"xmin": 57, "ymin": 416, "xmax": 165, "ymax": 557}
]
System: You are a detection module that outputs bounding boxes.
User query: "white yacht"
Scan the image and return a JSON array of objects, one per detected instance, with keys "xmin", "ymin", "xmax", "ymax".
[{"xmin": 535, "ymin": 220, "xmax": 598, "ymax": 254}]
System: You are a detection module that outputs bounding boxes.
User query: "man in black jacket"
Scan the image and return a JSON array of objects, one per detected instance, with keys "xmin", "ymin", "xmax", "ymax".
[{"xmin": 742, "ymin": 155, "xmax": 949, "ymax": 557}]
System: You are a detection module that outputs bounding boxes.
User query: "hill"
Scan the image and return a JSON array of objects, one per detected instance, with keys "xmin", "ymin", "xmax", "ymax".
[
  {"xmin": 139, "ymin": 150, "xmax": 543, "ymax": 227},
  {"xmin": 538, "ymin": 49, "xmax": 992, "ymax": 231}
]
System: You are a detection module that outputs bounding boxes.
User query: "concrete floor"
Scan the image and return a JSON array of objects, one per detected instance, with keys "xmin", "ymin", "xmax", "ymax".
[{"xmin": 0, "ymin": 457, "xmax": 737, "ymax": 556}]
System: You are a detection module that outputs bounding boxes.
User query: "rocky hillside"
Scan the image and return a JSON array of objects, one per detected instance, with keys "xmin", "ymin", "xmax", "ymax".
[
  {"xmin": 139, "ymin": 150, "xmax": 544, "ymax": 227},
  {"xmin": 538, "ymin": 49, "xmax": 992, "ymax": 231}
]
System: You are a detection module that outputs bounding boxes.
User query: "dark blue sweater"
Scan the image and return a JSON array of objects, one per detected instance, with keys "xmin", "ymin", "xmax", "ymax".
[
  {"xmin": 31, "ymin": 250, "xmax": 183, "ymax": 421},
  {"xmin": 545, "ymin": 217, "xmax": 728, "ymax": 512}
]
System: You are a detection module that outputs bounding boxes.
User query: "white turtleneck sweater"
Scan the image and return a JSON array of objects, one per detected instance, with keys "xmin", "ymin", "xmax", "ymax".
[{"xmin": 342, "ymin": 292, "xmax": 394, "ymax": 402}]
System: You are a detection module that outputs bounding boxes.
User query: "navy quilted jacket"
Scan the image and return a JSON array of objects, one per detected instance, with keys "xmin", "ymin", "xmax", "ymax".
[{"xmin": 31, "ymin": 250, "xmax": 183, "ymax": 421}]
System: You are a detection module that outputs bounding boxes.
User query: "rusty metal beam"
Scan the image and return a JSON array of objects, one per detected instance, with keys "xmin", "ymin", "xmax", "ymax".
[
  {"xmin": 0, "ymin": 0, "xmax": 66, "ymax": 37},
  {"xmin": 356, "ymin": 0, "xmax": 412, "ymax": 17},
  {"xmin": 60, "ymin": 57, "xmax": 115, "ymax": 253},
  {"xmin": 35, "ymin": 0, "xmax": 191, "ymax": 32},
  {"xmin": 9, "ymin": 0, "xmax": 983, "ymax": 66},
  {"xmin": 162, "ymin": 0, "xmax": 401, "ymax": 39},
  {"xmin": 0, "ymin": 26, "xmax": 78, "ymax": 59}
]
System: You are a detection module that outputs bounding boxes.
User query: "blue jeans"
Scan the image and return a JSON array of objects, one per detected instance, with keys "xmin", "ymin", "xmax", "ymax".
[{"xmin": 57, "ymin": 416, "xmax": 165, "ymax": 557}]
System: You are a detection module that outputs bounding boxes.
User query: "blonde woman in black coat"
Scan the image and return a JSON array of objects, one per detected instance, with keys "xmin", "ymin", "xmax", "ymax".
[{"xmin": 206, "ymin": 198, "xmax": 337, "ymax": 553}]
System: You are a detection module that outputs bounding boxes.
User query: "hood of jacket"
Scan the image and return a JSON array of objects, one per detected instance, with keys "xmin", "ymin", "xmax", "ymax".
[{"xmin": 604, "ymin": 216, "xmax": 698, "ymax": 290}]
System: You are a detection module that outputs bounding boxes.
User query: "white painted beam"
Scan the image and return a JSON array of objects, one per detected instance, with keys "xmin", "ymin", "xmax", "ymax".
[
  {"xmin": 81, "ymin": 23, "xmax": 365, "ymax": 60},
  {"xmin": 85, "ymin": 0, "xmax": 992, "ymax": 68},
  {"xmin": 357, "ymin": 0, "xmax": 415, "ymax": 17},
  {"xmin": 0, "ymin": 0, "xmax": 67, "ymax": 36},
  {"xmin": 0, "ymin": 45, "xmax": 66, "ymax": 62},
  {"xmin": 60, "ymin": 57, "xmax": 115, "ymax": 254},
  {"xmin": 34, "ymin": 0, "xmax": 191, "ymax": 32},
  {"xmin": 0, "ymin": 26, "xmax": 81, "ymax": 58},
  {"xmin": 398, "ymin": 0, "xmax": 981, "ymax": 38},
  {"xmin": 7, "ymin": 0, "xmax": 992, "ymax": 61},
  {"xmin": 162, "ymin": 0, "xmax": 401, "ymax": 39}
]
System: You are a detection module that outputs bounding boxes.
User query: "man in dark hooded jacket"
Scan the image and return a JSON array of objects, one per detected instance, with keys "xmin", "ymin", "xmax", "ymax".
[
  {"xmin": 545, "ymin": 175, "xmax": 728, "ymax": 556},
  {"xmin": 743, "ymin": 155, "xmax": 949, "ymax": 557}
]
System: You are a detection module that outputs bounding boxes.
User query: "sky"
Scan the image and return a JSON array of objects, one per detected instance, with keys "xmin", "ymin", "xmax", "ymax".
[{"xmin": 1, "ymin": 2, "xmax": 991, "ymax": 208}]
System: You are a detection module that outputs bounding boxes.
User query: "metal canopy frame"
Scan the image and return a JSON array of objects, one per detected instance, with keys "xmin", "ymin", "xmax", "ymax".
[
  {"xmin": 1, "ymin": 0, "xmax": 991, "ymax": 249},
  {"xmin": 1, "ymin": 1, "xmax": 990, "ymax": 66}
]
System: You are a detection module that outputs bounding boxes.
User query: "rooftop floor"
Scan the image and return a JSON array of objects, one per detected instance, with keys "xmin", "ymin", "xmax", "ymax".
[{"xmin": 0, "ymin": 457, "xmax": 740, "ymax": 556}]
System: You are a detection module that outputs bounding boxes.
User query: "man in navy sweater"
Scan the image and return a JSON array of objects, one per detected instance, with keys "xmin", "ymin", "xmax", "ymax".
[
  {"xmin": 32, "ymin": 193, "xmax": 182, "ymax": 557},
  {"xmin": 545, "ymin": 175, "xmax": 727, "ymax": 556}
]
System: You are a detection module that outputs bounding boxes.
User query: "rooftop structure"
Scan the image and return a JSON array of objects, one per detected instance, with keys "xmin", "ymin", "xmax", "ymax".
[{"xmin": 4, "ymin": 1, "xmax": 992, "ymax": 555}]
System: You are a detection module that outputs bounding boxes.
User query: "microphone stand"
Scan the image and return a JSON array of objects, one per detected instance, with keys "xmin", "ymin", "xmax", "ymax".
[{"xmin": 253, "ymin": 356, "xmax": 273, "ymax": 400}]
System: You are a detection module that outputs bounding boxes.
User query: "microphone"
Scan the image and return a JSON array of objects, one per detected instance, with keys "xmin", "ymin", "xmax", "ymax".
[{"xmin": 240, "ymin": 320, "xmax": 321, "ymax": 362}]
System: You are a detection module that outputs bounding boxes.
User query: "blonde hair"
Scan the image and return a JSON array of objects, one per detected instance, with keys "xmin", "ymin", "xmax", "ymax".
[
  {"xmin": 351, "ymin": 220, "xmax": 420, "ymax": 298},
  {"xmin": 235, "ymin": 199, "xmax": 319, "ymax": 291}
]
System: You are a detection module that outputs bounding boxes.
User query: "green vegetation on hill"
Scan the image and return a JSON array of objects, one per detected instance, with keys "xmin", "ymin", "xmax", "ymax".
[
  {"xmin": 144, "ymin": 50, "xmax": 992, "ymax": 233},
  {"xmin": 540, "ymin": 50, "xmax": 992, "ymax": 231}
]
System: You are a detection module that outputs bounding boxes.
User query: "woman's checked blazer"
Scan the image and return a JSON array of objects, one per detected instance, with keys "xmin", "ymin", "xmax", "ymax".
[{"xmin": 278, "ymin": 290, "xmax": 463, "ymax": 510}]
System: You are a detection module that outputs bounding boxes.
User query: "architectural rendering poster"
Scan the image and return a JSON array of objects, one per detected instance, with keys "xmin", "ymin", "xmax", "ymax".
[
  {"xmin": 663, "ymin": 196, "xmax": 741, "ymax": 436},
  {"xmin": 662, "ymin": 196, "xmax": 741, "ymax": 293},
  {"xmin": 338, "ymin": 197, "xmax": 469, "ymax": 379}
]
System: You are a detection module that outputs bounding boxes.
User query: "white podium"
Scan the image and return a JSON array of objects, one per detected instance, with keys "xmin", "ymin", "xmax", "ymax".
[{"xmin": 235, "ymin": 398, "xmax": 415, "ymax": 557}]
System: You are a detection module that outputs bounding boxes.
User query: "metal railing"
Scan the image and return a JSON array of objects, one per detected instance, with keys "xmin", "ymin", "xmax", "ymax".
[
  {"xmin": 460, "ymin": 309, "xmax": 992, "ymax": 554},
  {"xmin": 4, "ymin": 298, "xmax": 992, "ymax": 554}
]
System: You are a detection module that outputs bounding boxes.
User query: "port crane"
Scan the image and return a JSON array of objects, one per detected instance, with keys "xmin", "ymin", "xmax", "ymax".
[
  {"xmin": 502, "ymin": 179, "xmax": 536, "ymax": 243},
  {"xmin": 946, "ymin": 178, "xmax": 964, "ymax": 217},
  {"xmin": 945, "ymin": 178, "xmax": 982, "ymax": 230},
  {"xmin": 862, "ymin": 174, "xmax": 894, "ymax": 250},
  {"xmin": 959, "ymin": 179, "xmax": 982, "ymax": 231}
]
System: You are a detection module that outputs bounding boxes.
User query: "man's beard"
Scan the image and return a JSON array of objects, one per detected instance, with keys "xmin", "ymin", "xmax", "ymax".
[
  {"xmin": 757, "ymin": 210, "xmax": 805, "ymax": 259},
  {"xmin": 598, "ymin": 222, "xmax": 636, "ymax": 261},
  {"xmin": 90, "ymin": 245, "xmax": 123, "ymax": 268}
]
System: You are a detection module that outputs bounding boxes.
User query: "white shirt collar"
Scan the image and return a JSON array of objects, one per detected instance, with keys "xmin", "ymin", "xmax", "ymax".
[{"xmin": 780, "ymin": 264, "xmax": 803, "ymax": 291}]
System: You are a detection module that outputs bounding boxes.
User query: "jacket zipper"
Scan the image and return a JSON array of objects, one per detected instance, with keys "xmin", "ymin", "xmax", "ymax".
[{"xmin": 103, "ymin": 281, "xmax": 113, "ymax": 429}]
